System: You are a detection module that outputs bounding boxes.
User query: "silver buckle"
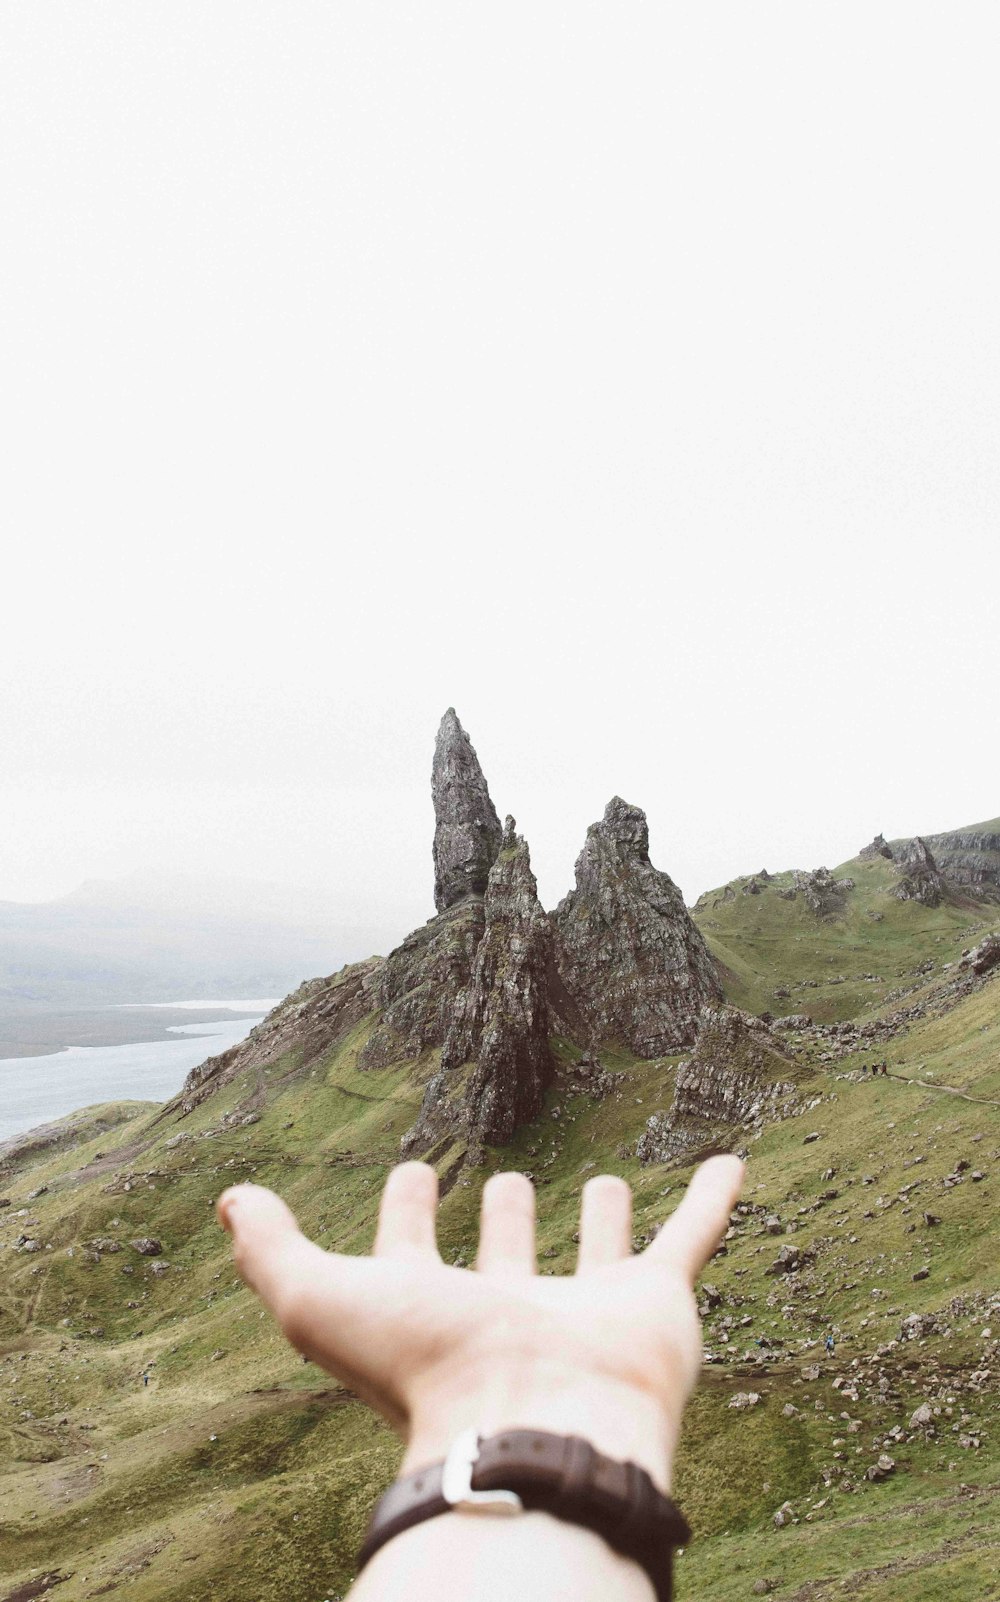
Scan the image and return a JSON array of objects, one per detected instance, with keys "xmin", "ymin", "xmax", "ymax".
[{"xmin": 441, "ymin": 1428, "xmax": 524, "ymax": 1515}]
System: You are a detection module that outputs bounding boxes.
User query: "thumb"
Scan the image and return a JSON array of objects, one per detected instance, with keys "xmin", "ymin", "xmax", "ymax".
[{"xmin": 645, "ymin": 1154, "xmax": 745, "ymax": 1282}]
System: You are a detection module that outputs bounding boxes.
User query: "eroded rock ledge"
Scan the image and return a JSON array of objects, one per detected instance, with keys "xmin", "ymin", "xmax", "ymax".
[{"xmin": 637, "ymin": 1005, "xmax": 806, "ymax": 1165}]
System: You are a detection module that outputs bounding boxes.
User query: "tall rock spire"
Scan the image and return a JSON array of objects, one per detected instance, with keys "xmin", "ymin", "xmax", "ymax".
[
  {"xmin": 449, "ymin": 817, "xmax": 553, "ymax": 1146},
  {"xmin": 403, "ymin": 816, "xmax": 554, "ymax": 1157},
  {"xmin": 554, "ymin": 796, "xmax": 722, "ymax": 1056},
  {"xmin": 432, "ymin": 709, "xmax": 503, "ymax": 913}
]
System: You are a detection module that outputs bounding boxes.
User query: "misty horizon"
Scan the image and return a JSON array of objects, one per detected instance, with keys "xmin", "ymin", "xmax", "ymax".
[{"xmin": 3, "ymin": 779, "xmax": 997, "ymax": 930}]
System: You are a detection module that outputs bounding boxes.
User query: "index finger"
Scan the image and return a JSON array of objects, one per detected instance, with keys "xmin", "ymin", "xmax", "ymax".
[{"xmin": 643, "ymin": 1155, "xmax": 745, "ymax": 1281}]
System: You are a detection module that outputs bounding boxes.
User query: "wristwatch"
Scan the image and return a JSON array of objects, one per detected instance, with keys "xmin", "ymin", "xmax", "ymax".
[{"xmin": 356, "ymin": 1428, "xmax": 691, "ymax": 1602}]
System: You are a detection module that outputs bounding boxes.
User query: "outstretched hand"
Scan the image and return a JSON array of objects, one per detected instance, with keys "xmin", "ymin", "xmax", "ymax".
[{"xmin": 217, "ymin": 1155, "xmax": 744, "ymax": 1490}]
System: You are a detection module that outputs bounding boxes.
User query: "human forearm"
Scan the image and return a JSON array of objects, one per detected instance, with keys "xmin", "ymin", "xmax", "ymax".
[{"xmin": 349, "ymin": 1507, "xmax": 656, "ymax": 1602}]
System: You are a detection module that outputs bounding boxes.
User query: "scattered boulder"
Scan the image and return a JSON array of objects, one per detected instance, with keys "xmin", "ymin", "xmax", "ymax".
[
  {"xmin": 728, "ymin": 1391, "xmax": 762, "ymax": 1410},
  {"xmin": 900, "ymin": 1312, "xmax": 937, "ymax": 1341},
  {"xmin": 130, "ymin": 1238, "xmax": 163, "ymax": 1256},
  {"xmin": 769, "ymin": 1245, "xmax": 815, "ymax": 1278},
  {"xmin": 960, "ymin": 934, "xmax": 1000, "ymax": 977}
]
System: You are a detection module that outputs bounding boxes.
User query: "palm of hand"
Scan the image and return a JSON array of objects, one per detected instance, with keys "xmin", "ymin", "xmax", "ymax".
[{"xmin": 218, "ymin": 1157, "xmax": 742, "ymax": 1482}]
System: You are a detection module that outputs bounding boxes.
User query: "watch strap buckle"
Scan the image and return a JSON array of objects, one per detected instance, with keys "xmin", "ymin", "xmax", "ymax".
[{"xmin": 441, "ymin": 1428, "xmax": 524, "ymax": 1514}]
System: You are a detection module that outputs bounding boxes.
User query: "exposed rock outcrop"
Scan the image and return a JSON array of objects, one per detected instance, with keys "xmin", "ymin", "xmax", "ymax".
[
  {"xmin": 402, "ymin": 818, "xmax": 554, "ymax": 1155},
  {"xmin": 432, "ymin": 708, "xmax": 503, "ymax": 913},
  {"xmin": 359, "ymin": 902, "xmax": 485, "ymax": 1071},
  {"xmin": 462, "ymin": 821, "xmax": 553, "ymax": 1147},
  {"xmin": 792, "ymin": 867, "xmax": 856, "ymax": 917},
  {"xmin": 636, "ymin": 1005, "xmax": 806, "ymax": 1165},
  {"xmin": 359, "ymin": 709, "xmax": 504, "ymax": 1071},
  {"xmin": 893, "ymin": 837, "xmax": 945, "ymax": 908},
  {"xmin": 960, "ymin": 933, "xmax": 1000, "ymax": 977},
  {"xmin": 891, "ymin": 823, "xmax": 1000, "ymax": 902},
  {"xmin": 859, "ymin": 833, "xmax": 893, "ymax": 860},
  {"xmin": 554, "ymin": 798, "xmax": 722, "ymax": 1057}
]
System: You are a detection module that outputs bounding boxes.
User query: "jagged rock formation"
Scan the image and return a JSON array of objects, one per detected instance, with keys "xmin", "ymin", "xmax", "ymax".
[
  {"xmin": 460, "ymin": 820, "xmax": 553, "ymax": 1147},
  {"xmin": 891, "ymin": 821, "xmax": 1000, "ymax": 901},
  {"xmin": 360, "ymin": 711, "xmax": 503, "ymax": 1071},
  {"xmin": 961, "ymin": 933, "xmax": 1000, "ymax": 977},
  {"xmin": 432, "ymin": 708, "xmax": 503, "ymax": 912},
  {"xmin": 791, "ymin": 867, "xmax": 855, "ymax": 916},
  {"xmin": 893, "ymin": 837, "xmax": 945, "ymax": 908},
  {"xmin": 358, "ymin": 902, "xmax": 485, "ymax": 1071},
  {"xmin": 405, "ymin": 818, "xmax": 553, "ymax": 1155},
  {"xmin": 554, "ymin": 798, "xmax": 722, "ymax": 1057},
  {"xmin": 636, "ymin": 1005, "xmax": 806, "ymax": 1165},
  {"xmin": 859, "ymin": 833, "xmax": 893, "ymax": 860}
]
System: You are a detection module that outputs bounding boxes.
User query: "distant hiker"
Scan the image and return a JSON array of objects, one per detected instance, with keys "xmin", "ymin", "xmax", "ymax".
[
  {"xmin": 825, "ymin": 1333, "xmax": 835, "ymax": 1354},
  {"xmin": 860, "ymin": 1063, "xmax": 868, "ymax": 1076},
  {"xmin": 143, "ymin": 1373, "xmax": 149, "ymax": 1387}
]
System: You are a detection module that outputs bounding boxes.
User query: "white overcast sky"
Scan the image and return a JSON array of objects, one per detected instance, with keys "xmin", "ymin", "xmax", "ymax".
[{"xmin": 1, "ymin": 4, "xmax": 998, "ymax": 945}]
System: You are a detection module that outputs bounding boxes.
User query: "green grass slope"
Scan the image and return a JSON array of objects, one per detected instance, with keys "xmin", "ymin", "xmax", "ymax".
[
  {"xmin": 693, "ymin": 852, "xmax": 994, "ymax": 1022},
  {"xmin": 1, "ymin": 913, "xmax": 999, "ymax": 1601}
]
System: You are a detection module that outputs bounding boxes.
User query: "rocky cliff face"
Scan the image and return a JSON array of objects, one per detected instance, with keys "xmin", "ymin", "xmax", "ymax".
[
  {"xmin": 637, "ymin": 1005, "xmax": 805, "ymax": 1164},
  {"xmin": 554, "ymin": 797, "xmax": 722, "ymax": 1056},
  {"xmin": 893, "ymin": 837, "xmax": 945, "ymax": 908},
  {"xmin": 405, "ymin": 817, "xmax": 554, "ymax": 1155},
  {"xmin": 891, "ymin": 823, "xmax": 1000, "ymax": 902},
  {"xmin": 359, "ymin": 711, "xmax": 504, "ymax": 1071},
  {"xmin": 455, "ymin": 818, "xmax": 553, "ymax": 1148},
  {"xmin": 432, "ymin": 708, "xmax": 503, "ymax": 912},
  {"xmin": 358, "ymin": 900, "xmax": 486, "ymax": 1070}
]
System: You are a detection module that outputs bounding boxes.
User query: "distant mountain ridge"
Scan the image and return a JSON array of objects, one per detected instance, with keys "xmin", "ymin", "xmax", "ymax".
[{"xmin": 0, "ymin": 871, "xmax": 395, "ymax": 1008}]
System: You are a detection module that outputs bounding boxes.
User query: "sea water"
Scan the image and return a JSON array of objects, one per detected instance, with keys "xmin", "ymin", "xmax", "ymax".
[{"xmin": 0, "ymin": 1006, "xmax": 275, "ymax": 1143}]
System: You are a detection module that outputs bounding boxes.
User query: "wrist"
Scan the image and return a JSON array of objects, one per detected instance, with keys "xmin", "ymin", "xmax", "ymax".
[{"xmin": 402, "ymin": 1360, "xmax": 675, "ymax": 1492}]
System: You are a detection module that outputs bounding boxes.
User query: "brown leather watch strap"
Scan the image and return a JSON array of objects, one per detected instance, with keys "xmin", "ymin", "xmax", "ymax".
[{"xmin": 356, "ymin": 1429, "xmax": 690, "ymax": 1602}]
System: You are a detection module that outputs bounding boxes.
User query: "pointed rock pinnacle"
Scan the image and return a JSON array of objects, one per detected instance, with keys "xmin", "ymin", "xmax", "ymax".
[{"xmin": 432, "ymin": 710, "xmax": 503, "ymax": 913}]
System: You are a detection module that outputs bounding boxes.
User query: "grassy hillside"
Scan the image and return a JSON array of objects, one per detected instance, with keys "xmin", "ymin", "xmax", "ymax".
[
  {"xmin": 1, "ymin": 902, "xmax": 999, "ymax": 1600},
  {"xmin": 693, "ymin": 851, "xmax": 993, "ymax": 1021}
]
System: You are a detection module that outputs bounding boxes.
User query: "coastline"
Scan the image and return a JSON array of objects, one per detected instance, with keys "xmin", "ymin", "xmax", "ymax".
[{"xmin": 0, "ymin": 1000, "xmax": 275, "ymax": 1060}]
